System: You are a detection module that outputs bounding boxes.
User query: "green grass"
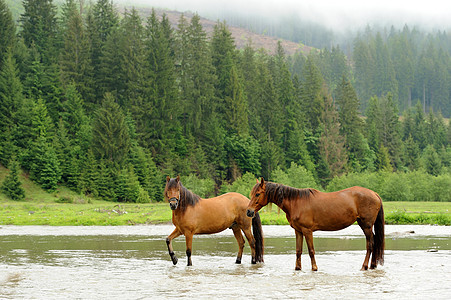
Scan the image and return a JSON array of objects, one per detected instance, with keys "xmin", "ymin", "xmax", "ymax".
[
  {"xmin": 0, "ymin": 200, "xmax": 172, "ymax": 226},
  {"xmin": 1, "ymin": 198, "xmax": 450, "ymax": 226},
  {"xmin": 1, "ymin": 165, "xmax": 450, "ymax": 225}
]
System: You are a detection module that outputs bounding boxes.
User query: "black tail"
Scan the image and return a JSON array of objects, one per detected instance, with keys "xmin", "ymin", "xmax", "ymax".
[
  {"xmin": 373, "ymin": 203, "xmax": 385, "ymax": 266},
  {"xmin": 252, "ymin": 212, "xmax": 264, "ymax": 263}
]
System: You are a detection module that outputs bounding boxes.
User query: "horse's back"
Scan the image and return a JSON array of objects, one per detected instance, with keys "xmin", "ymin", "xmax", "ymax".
[
  {"xmin": 300, "ymin": 186, "xmax": 380, "ymax": 231},
  {"xmin": 180, "ymin": 193, "xmax": 250, "ymax": 235}
]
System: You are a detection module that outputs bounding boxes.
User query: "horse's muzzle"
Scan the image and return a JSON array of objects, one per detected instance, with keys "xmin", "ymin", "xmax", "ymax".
[
  {"xmin": 246, "ymin": 209, "xmax": 255, "ymax": 218},
  {"xmin": 169, "ymin": 197, "xmax": 179, "ymax": 210}
]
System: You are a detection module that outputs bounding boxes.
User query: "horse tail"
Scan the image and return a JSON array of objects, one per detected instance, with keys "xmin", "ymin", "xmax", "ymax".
[
  {"xmin": 252, "ymin": 212, "xmax": 264, "ymax": 263},
  {"xmin": 373, "ymin": 195, "xmax": 385, "ymax": 266}
]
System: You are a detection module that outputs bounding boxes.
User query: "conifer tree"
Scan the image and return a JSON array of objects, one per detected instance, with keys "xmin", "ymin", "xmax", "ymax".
[
  {"xmin": 128, "ymin": 143, "xmax": 162, "ymax": 202},
  {"xmin": 116, "ymin": 166, "xmax": 149, "ymax": 203},
  {"xmin": 0, "ymin": 0, "xmax": 16, "ymax": 70},
  {"xmin": 20, "ymin": 0, "xmax": 59, "ymax": 64},
  {"xmin": 78, "ymin": 149, "xmax": 98, "ymax": 196},
  {"xmin": 29, "ymin": 135, "xmax": 61, "ymax": 191},
  {"xmin": 142, "ymin": 10, "xmax": 180, "ymax": 163},
  {"xmin": 0, "ymin": 50, "xmax": 23, "ymax": 165},
  {"xmin": 335, "ymin": 76, "xmax": 373, "ymax": 171},
  {"xmin": 319, "ymin": 88, "xmax": 347, "ymax": 180},
  {"xmin": 1, "ymin": 158, "xmax": 25, "ymax": 201},
  {"xmin": 92, "ymin": 93, "xmax": 130, "ymax": 167},
  {"xmin": 59, "ymin": 0, "xmax": 93, "ymax": 100},
  {"xmin": 211, "ymin": 21, "xmax": 237, "ymax": 103},
  {"xmin": 300, "ymin": 55, "xmax": 324, "ymax": 133},
  {"xmin": 375, "ymin": 144, "xmax": 392, "ymax": 172},
  {"xmin": 224, "ymin": 63, "xmax": 248, "ymax": 136},
  {"xmin": 86, "ymin": 0, "xmax": 119, "ymax": 104}
]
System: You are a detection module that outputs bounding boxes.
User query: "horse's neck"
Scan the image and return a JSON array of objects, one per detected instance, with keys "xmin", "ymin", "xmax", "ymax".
[{"xmin": 270, "ymin": 197, "xmax": 288, "ymax": 213}]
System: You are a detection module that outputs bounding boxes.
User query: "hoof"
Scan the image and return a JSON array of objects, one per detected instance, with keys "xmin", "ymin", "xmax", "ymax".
[
  {"xmin": 295, "ymin": 267, "xmax": 301, "ymax": 271},
  {"xmin": 172, "ymin": 256, "xmax": 178, "ymax": 265},
  {"xmin": 235, "ymin": 259, "xmax": 241, "ymax": 264},
  {"xmin": 312, "ymin": 266, "xmax": 318, "ymax": 271}
]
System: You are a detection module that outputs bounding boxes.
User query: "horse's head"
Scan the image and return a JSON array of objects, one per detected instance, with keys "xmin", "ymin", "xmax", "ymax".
[
  {"xmin": 247, "ymin": 177, "xmax": 268, "ymax": 218},
  {"xmin": 165, "ymin": 175, "xmax": 181, "ymax": 210}
]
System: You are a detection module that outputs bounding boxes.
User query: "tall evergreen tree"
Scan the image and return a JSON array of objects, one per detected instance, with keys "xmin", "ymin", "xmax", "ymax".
[
  {"xmin": 374, "ymin": 32, "xmax": 398, "ymax": 100},
  {"xmin": 353, "ymin": 34, "xmax": 375, "ymax": 110},
  {"xmin": 20, "ymin": 0, "xmax": 59, "ymax": 64},
  {"xmin": 59, "ymin": 0, "xmax": 93, "ymax": 101},
  {"xmin": 0, "ymin": 0, "xmax": 16, "ymax": 70},
  {"xmin": 335, "ymin": 76, "xmax": 373, "ymax": 171},
  {"xmin": 141, "ymin": 10, "xmax": 180, "ymax": 163},
  {"xmin": 85, "ymin": 0, "xmax": 119, "ymax": 104},
  {"xmin": 0, "ymin": 50, "xmax": 23, "ymax": 165},
  {"xmin": 300, "ymin": 55, "xmax": 324, "ymax": 133},
  {"xmin": 1, "ymin": 158, "xmax": 25, "ymax": 201},
  {"xmin": 92, "ymin": 93, "xmax": 130, "ymax": 167},
  {"xmin": 319, "ymin": 88, "xmax": 347, "ymax": 181}
]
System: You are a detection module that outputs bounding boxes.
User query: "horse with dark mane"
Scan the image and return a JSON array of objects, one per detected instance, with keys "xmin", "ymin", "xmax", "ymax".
[
  {"xmin": 246, "ymin": 178, "xmax": 384, "ymax": 271},
  {"xmin": 165, "ymin": 175, "xmax": 264, "ymax": 266}
]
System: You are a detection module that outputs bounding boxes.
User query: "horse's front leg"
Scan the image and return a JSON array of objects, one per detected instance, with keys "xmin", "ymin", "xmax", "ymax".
[
  {"xmin": 304, "ymin": 230, "xmax": 318, "ymax": 271},
  {"xmin": 166, "ymin": 229, "xmax": 182, "ymax": 265},
  {"xmin": 295, "ymin": 230, "xmax": 303, "ymax": 270},
  {"xmin": 185, "ymin": 232, "xmax": 194, "ymax": 266}
]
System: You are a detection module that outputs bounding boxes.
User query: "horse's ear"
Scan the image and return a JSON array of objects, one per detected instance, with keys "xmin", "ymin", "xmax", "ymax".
[
  {"xmin": 256, "ymin": 178, "xmax": 260, "ymax": 184},
  {"xmin": 166, "ymin": 176, "xmax": 170, "ymax": 182},
  {"xmin": 260, "ymin": 177, "xmax": 265, "ymax": 187},
  {"xmin": 176, "ymin": 175, "xmax": 180, "ymax": 182}
]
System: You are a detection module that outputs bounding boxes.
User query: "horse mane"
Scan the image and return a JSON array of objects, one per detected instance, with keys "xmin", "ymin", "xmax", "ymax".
[
  {"xmin": 165, "ymin": 178, "xmax": 200, "ymax": 211},
  {"xmin": 264, "ymin": 182, "xmax": 317, "ymax": 205}
]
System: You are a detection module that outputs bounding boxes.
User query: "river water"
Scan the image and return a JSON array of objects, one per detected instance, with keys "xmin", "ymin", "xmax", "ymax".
[{"xmin": 0, "ymin": 225, "xmax": 450, "ymax": 299}]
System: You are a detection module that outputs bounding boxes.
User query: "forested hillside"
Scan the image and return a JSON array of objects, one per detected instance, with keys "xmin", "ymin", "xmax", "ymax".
[{"xmin": 0, "ymin": 0, "xmax": 450, "ymax": 203}]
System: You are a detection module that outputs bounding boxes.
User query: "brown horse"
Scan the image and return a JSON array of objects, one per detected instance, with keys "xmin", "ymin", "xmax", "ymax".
[
  {"xmin": 246, "ymin": 178, "xmax": 384, "ymax": 271},
  {"xmin": 165, "ymin": 176, "xmax": 264, "ymax": 266}
]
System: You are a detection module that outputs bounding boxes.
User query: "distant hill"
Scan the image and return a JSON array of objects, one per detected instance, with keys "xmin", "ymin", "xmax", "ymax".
[
  {"xmin": 124, "ymin": 7, "xmax": 313, "ymax": 56},
  {"xmin": 4, "ymin": 0, "xmax": 312, "ymax": 56}
]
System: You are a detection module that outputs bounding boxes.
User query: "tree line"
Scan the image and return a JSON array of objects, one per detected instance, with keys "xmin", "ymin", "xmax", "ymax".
[{"xmin": 0, "ymin": 0, "xmax": 450, "ymax": 202}]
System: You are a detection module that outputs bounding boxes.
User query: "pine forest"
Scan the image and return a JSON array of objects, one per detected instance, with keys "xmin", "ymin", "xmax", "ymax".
[{"xmin": 0, "ymin": 0, "xmax": 450, "ymax": 203}]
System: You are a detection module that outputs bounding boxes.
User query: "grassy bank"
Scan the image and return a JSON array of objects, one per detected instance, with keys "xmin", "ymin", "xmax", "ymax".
[
  {"xmin": 1, "ymin": 167, "xmax": 450, "ymax": 226},
  {"xmin": 0, "ymin": 199, "xmax": 450, "ymax": 226}
]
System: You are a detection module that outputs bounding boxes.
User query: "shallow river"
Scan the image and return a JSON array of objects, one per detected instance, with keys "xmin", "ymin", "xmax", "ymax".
[{"xmin": 0, "ymin": 225, "xmax": 450, "ymax": 299}]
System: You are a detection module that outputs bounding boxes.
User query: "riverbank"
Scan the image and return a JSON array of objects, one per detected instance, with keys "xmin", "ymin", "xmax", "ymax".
[{"xmin": 0, "ymin": 200, "xmax": 450, "ymax": 226}]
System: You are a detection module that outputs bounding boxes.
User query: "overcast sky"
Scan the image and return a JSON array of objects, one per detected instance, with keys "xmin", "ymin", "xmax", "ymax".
[{"xmin": 118, "ymin": 0, "xmax": 451, "ymax": 32}]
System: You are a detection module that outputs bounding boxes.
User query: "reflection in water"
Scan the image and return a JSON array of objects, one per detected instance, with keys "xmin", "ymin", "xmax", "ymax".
[{"xmin": 0, "ymin": 226, "xmax": 450, "ymax": 299}]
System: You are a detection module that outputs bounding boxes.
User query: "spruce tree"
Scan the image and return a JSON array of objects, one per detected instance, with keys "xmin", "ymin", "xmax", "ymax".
[
  {"xmin": 422, "ymin": 145, "xmax": 442, "ymax": 176},
  {"xmin": 335, "ymin": 76, "xmax": 372, "ymax": 171},
  {"xmin": 0, "ymin": 0, "xmax": 16, "ymax": 70},
  {"xmin": 319, "ymin": 88, "xmax": 348, "ymax": 181},
  {"xmin": 1, "ymin": 158, "xmax": 25, "ymax": 201},
  {"xmin": 86, "ymin": 0, "xmax": 119, "ymax": 104},
  {"xmin": 0, "ymin": 49, "xmax": 23, "ymax": 165},
  {"xmin": 20, "ymin": 0, "xmax": 59, "ymax": 64},
  {"xmin": 59, "ymin": 0, "xmax": 93, "ymax": 101},
  {"xmin": 300, "ymin": 55, "xmax": 324, "ymax": 133},
  {"xmin": 141, "ymin": 10, "xmax": 180, "ymax": 163},
  {"xmin": 92, "ymin": 93, "xmax": 130, "ymax": 166}
]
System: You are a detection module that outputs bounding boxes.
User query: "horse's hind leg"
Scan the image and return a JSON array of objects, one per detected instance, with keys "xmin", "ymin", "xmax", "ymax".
[
  {"xmin": 358, "ymin": 219, "xmax": 374, "ymax": 270},
  {"xmin": 231, "ymin": 225, "xmax": 245, "ymax": 264},
  {"xmin": 166, "ymin": 229, "xmax": 182, "ymax": 265},
  {"xmin": 304, "ymin": 230, "xmax": 318, "ymax": 271}
]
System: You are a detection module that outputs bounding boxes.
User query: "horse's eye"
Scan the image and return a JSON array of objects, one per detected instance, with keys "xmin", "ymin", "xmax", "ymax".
[{"xmin": 255, "ymin": 193, "xmax": 260, "ymax": 197}]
